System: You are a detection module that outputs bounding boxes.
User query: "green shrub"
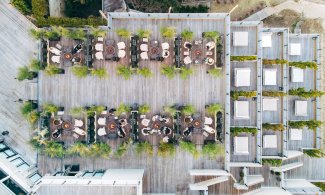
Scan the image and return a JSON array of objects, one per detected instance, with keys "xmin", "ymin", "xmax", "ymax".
[
  {"xmin": 174, "ymin": 5, "xmax": 209, "ymax": 13},
  {"xmin": 137, "ymin": 67, "xmax": 152, "ymax": 78},
  {"xmin": 44, "ymin": 141, "xmax": 65, "ymax": 158},
  {"xmin": 231, "ymin": 91, "xmax": 257, "ymax": 100},
  {"xmin": 136, "ymin": 29, "xmax": 151, "ymax": 38},
  {"xmin": 289, "ymin": 61, "xmax": 318, "ymax": 69},
  {"xmin": 63, "ymin": 29, "xmax": 86, "ymax": 40},
  {"xmin": 288, "ymin": 88, "xmax": 324, "ymax": 98},
  {"xmin": 288, "ymin": 120, "xmax": 322, "ymax": 129},
  {"xmin": 205, "ymin": 103, "xmax": 223, "ymax": 116},
  {"xmin": 262, "ymin": 123, "xmax": 284, "ymax": 131},
  {"xmin": 181, "ymin": 29, "xmax": 194, "ymax": 41},
  {"xmin": 179, "ymin": 141, "xmax": 199, "ymax": 158},
  {"xmin": 303, "ymin": 149, "xmax": 325, "ymax": 158},
  {"xmin": 116, "ymin": 103, "xmax": 131, "ymax": 116},
  {"xmin": 160, "ymin": 26, "xmax": 176, "ymax": 39},
  {"xmin": 313, "ymin": 182, "xmax": 325, "ymax": 191},
  {"xmin": 202, "ymin": 143, "xmax": 224, "ymax": 158},
  {"xmin": 86, "ymin": 105, "xmax": 106, "ymax": 116},
  {"xmin": 163, "ymin": 106, "xmax": 178, "ymax": 116},
  {"xmin": 21, "ymin": 101, "xmax": 37, "ymax": 116},
  {"xmin": 71, "ymin": 65, "xmax": 89, "ymax": 78},
  {"xmin": 161, "ymin": 65, "xmax": 175, "ymax": 79},
  {"xmin": 139, "ymin": 104, "xmax": 150, "ymax": 114},
  {"xmin": 262, "ymin": 159, "xmax": 282, "ymax": 166},
  {"xmin": 17, "ymin": 66, "xmax": 37, "ymax": 81},
  {"xmin": 45, "ymin": 30, "xmax": 61, "ymax": 40},
  {"xmin": 29, "ymin": 59, "xmax": 44, "ymax": 71},
  {"xmin": 90, "ymin": 26, "xmax": 107, "ymax": 37},
  {"xmin": 230, "ymin": 56, "xmax": 257, "ymax": 61},
  {"xmin": 135, "ymin": 141, "xmax": 153, "ymax": 156},
  {"xmin": 70, "ymin": 106, "xmax": 85, "ymax": 117},
  {"xmin": 30, "ymin": 28, "xmax": 46, "ymax": 40},
  {"xmin": 202, "ymin": 31, "xmax": 219, "ymax": 41},
  {"xmin": 230, "ymin": 127, "xmax": 257, "ymax": 136},
  {"xmin": 35, "ymin": 16, "xmax": 105, "ymax": 27},
  {"xmin": 89, "ymin": 143, "xmax": 111, "ymax": 158},
  {"xmin": 67, "ymin": 142, "xmax": 89, "ymax": 157},
  {"xmin": 32, "ymin": 0, "xmax": 48, "ymax": 18},
  {"xmin": 44, "ymin": 65, "xmax": 64, "ymax": 76},
  {"xmin": 116, "ymin": 65, "xmax": 132, "ymax": 80},
  {"xmin": 42, "ymin": 103, "xmax": 58, "ymax": 115},
  {"xmin": 12, "ymin": 0, "xmax": 32, "ymax": 15},
  {"xmin": 208, "ymin": 68, "xmax": 222, "ymax": 77},
  {"xmin": 91, "ymin": 68, "xmax": 108, "ymax": 79},
  {"xmin": 182, "ymin": 105, "xmax": 195, "ymax": 116},
  {"xmin": 116, "ymin": 28, "xmax": 131, "ymax": 38},
  {"xmin": 262, "ymin": 91, "xmax": 287, "ymax": 97},
  {"xmin": 115, "ymin": 139, "xmax": 132, "ymax": 158},
  {"xmin": 26, "ymin": 110, "xmax": 40, "ymax": 125},
  {"xmin": 157, "ymin": 142, "xmax": 175, "ymax": 157},
  {"xmin": 263, "ymin": 59, "xmax": 288, "ymax": 65},
  {"xmin": 179, "ymin": 67, "xmax": 194, "ymax": 80}
]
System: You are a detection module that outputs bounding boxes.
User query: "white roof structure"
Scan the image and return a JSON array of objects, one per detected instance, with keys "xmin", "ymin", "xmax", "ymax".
[
  {"xmin": 263, "ymin": 135, "xmax": 277, "ymax": 148},
  {"xmin": 263, "ymin": 69, "xmax": 277, "ymax": 85},
  {"xmin": 262, "ymin": 98, "xmax": 278, "ymax": 111},
  {"xmin": 291, "ymin": 67, "xmax": 304, "ymax": 82},
  {"xmin": 295, "ymin": 100, "xmax": 308, "ymax": 116},
  {"xmin": 234, "ymin": 136, "xmax": 249, "ymax": 155},
  {"xmin": 234, "ymin": 68, "xmax": 251, "ymax": 87},
  {"xmin": 262, "ymin": 33, "xmax": 272, "ymax": 48},
  {"xmin": 290, "ymin": 128, "xmax": 302, "ymax": 140},
  {"xmin": 233, "ymin": 32, "xmax": 248, "ymax": 46},
  {"xmin": 289, "ymin": 43, "xmax": 301, "ymax": 55},
  {"xmin": 243, "ymin": 187, "xmax": 292, "ymax": 195},
  {"xmin": 234, "ymin": 101, "xmax": 250, "ymax": 119}
]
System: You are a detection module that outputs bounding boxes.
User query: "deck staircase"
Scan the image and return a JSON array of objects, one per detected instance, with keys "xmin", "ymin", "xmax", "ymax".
[{"xmin": 270, "ymin": 162, "xmax": 303, "ymax": 173}]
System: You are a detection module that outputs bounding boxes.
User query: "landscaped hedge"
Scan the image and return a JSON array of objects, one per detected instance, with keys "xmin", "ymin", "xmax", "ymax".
[
  {"xmin": 288, "ymin": 120, "xmax": 322, "ymax": 129},
  {"xmin": 32, "ymin": 0, "xmax": 48, "ymax": 18},
  {"xmin": 262, "ymin": 159, "xmax": 282, "ymax": 167},
  {"xmin": 230, "ymin": 56, "xmax": 257, "ymax": 61},
  {"xmin": 230, "ymin": 127, "xmax": 257, "ymax": 136},
  {"xmin": 289, "ymin": 61, "xmax": 318, "ymax": 69},
  {"xmin": 35, "ymin": 16, "xmax": 106, "ymax": 27},
  {"xmin": 12, "ymin": 0, "xmax": 32, "ymax": 15},
  {"xmin": 262, "ymin": 91, "xmax": 286, "ymax": 97},
  {"xmin": 231, "ymin": 91, "xmax": 257, "ymax": 100},
  {"xmin": 262, "ymin": 123, "xmax": 284, "ymax": 131},
  {"xmin": 263, "ymin": 59, "xmax": 288, "ymax": 65},
  {"xmin": 288, "ymin": 88, "xmax": 324, "ymax": 98}
]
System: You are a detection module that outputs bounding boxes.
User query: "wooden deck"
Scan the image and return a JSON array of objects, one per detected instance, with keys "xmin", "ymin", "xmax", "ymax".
[
  {"xmin": 37, "ymin": 148, "xmax": 226, "ymax": 194},
  {"xmin": 231, "ymin": 26, "xmax": 258, "ymax": 56},
  {"xmin": 288, "ymin": 35, "xmax": 317, "ymax": 62},
  {"xmin": 230, "ymin": 134, "xmax": 257, "ymax": 162},
  {"xmin": 231, "ymin": 61, "xmax": 257, "ymax": 91},
  {"xmin": 262, "ymin": 97, "xmax": 282, "ymax": 124},
  {"xmin": 287, "ymin": 97, "xmax": 315, "ymax": 121},
  {"xmin": 230, "ymin": 98, "xmax": 257, "ymax": 127},
  {"xmin": 288, "ymin": 128, "xmax": 315, "ymax": 150},
  {"xmin": 262, "ymin": 30, "xmax": 284, "ymax": 59},
  {"xmin": 262, "ymin": 130, "xmax": 282, "ymax": 156}
]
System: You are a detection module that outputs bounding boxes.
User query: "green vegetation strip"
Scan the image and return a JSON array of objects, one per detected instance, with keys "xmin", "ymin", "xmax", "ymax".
[
  {"xmin": 35, "ymin": 17, "xmax": 106, "ymax": 27},
  {"xmin": 231, "ymin": 91, "xmax": 256, "ymax": 100},
  {"xmin": 262, "ymin": 159, "xmax": 282, "ymax": 167},
  {"xmin": 263, "ymin": 59, "xmax": 288, "ymax": 65},
  {"xmin": 262, "ymin": 123, "xmax": 284, "ymax": 131},
  {"xmin": 303, "ymin": 149, "xmax": 325, "ymax": 158},
  {"xmin": 230, "ymin": 127, "xmax": 257, "ymax": 136},
  {"xmin": 288, "ymin": 88, "xmax": 324, "ymax": 98},
  {"xmin": 230, "ymin": 56, "xmax": 257, "ymax": 61},
  {"xmin": 289, "ymin": 61, "xmax": 318, "ymax": 70},
  {"xmin": 288, "ymin": 120, "xmax": 322, "ymax": 129},
  {"xmin": 262, "ymin": 91, "xmax": 286, "ymax": 97},
  {"xmin": 313, "ymin": 182, "xmax": 325, "ymax": 191}
]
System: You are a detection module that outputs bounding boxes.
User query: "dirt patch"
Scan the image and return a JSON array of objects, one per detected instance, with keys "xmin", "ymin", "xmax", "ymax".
[
  {"xmin": 301, "ymin": 18, "xmax": 324, "ymax": 33},
  {"xmin": 263, "ymin": 9, "xmax": 301, "ymax": 31},
  {"xmin": 210, "ymin": 0, "xmax": 286, "ymax": 20}
]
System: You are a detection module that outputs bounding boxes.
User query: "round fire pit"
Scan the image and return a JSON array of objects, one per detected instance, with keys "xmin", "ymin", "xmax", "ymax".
[
  {"xmin": 64, "ymin": 53, "xmax": 72, "ymax": 60},
  {"xmin": 53, "ymin": 119, "xmax": 61, "ymax": 126},
  {"xmin": 108, "ymin": 122, "xmax": 117, "ymax": 131},
  {"xmin": 106, "ymin": 46, "xmax": 115, "ymax": 55},
  {"xmin": 150, "ymin": 47, "xmax": 160, "ymax": 55},
  {"xmin": 62, "ymin": 121, "xmax": 71, "ymax": 130},
  {"xmin": 195, "ymin": 49, "xmax": 202, "ymax": 56},
  {"xmin": 192, "ymin": 119, "xmax": 202, "ymax": 129},
  {"xmin": 152, "ymin": 121, "xmax": 161, "ymax": 130}
]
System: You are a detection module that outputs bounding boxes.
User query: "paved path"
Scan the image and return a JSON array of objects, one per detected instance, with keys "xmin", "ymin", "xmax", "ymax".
[{"xmin": 0, "ymin": 0, "xmax": 38, "ymax": 163}]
